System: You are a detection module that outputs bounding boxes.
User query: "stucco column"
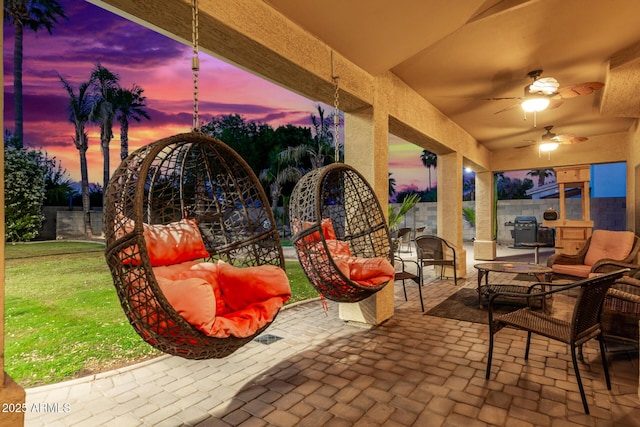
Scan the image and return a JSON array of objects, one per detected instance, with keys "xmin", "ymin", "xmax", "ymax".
[
  {"xmin": 0, "ymin": 17, "xmax": 26, "ymax": 425},
  {"xmin": 437, "ymin": 152, "xmax": 467, "ymax": 278},
  {"xmin": 474, "ymin": 170, "xmax": 496, "ymax": 260},
  {"xmin": 338, "ymin": 105, "xmax": 395, "ymax": 326}
]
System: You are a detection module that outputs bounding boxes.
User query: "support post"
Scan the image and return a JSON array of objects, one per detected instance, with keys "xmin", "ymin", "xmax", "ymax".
[
  {"xmin": 474, "ymin": 170, "xmax": 496, "ymax": 260},
  {"xmin": 437, "ymin": 153, "xmax": 467, "ymax": 278},
  {"xmin": 339, "ymin": 103, "xmax": 394, "ymax": 326}
]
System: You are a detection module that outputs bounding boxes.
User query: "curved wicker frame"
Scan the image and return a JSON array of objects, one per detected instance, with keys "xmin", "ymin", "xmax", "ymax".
[
  {"xmin": 104, "ymin": 132, "xmax": 285, "ymax": 359},
  {"xmin": 289, "ymin": 163, "xmax": 392, "ymax": 303}
]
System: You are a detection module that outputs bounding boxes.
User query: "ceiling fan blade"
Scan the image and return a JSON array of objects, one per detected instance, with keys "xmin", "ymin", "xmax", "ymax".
[
  {"xmin": 556, "ymin": 81, "xmax": 604, "ymax": 99},
  {"xmin": 515, "ymin": 139, "xmax": 537, "ymax": 149},
  {"xmin": 483, "ymin": 96, "xmax": 521, "ymax": 101},
  {"xmin": 547, "ymin": 99, "xmax": 564, "ymax": 109},
  {"xmin": 551, "ymin": 134, "xmax": 588, "ymax": 144},
  {"xmin": 493, "ymin": 103, "xmax": 521, "ymax": 114}
]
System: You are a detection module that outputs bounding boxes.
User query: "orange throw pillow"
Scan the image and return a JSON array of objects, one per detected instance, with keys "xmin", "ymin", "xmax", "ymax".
[
  {"xmin": 301, "ymin": 218, "xmax": 338, "ymax": 244},
  {"xmin": 118, "ymin": 216, "xmax": 210, "ymax": 266},
  {"xmin": 349, "ymin": 257, "xmax": 395, "ymax": 287},
  {"xmin": 156, "ymin": 276, "xmax": 217, "ymax": 334},
  {"xmin": 217, "ymin": 263, "xmax": 291, "ymax": 312}
]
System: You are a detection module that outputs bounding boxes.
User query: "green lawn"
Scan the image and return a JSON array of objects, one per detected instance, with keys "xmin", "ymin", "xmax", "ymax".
[{"xmin": 4, "ymin": 241, "xmax": 317, "ymax": 387}]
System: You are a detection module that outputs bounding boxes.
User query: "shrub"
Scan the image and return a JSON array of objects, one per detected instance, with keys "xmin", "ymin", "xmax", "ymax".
[{"xmin": 5, "ymin": 146, "xmax": 46, "ymax": 242}]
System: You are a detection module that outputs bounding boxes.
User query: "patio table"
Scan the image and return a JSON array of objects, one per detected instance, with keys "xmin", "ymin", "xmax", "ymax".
[{"xmin": 474, "ymin": 262, "xmax": 552, "ymax": 310}]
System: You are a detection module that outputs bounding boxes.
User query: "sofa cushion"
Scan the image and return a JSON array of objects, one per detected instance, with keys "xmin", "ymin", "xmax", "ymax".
[{"xmin": 584, "ymin": 230, "xmax": 635, "ymax": 266}]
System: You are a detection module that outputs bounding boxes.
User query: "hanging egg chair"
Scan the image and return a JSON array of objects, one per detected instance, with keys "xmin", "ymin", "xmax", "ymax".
[
  {"xmin": 289, "ymin": 163, "xmax": 395, "ymax": 303},
  {"xmin": 104, "ymin": 132, "xmax": 290, "ymax": 359}
]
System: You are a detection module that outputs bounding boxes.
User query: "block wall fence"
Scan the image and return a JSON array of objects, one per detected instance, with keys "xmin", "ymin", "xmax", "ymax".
[
  {"xmin": 45, "ymin": 197, "xmax": 626, "ymax": 243},
  {"xmin": 392, "ymin": 197, "xmax": 626, "ymax": 245}
]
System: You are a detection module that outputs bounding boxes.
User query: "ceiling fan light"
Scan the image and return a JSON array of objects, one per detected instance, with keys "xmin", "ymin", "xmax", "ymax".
[
  {"xmin": 521, "ymin": 96, "xmax": 550, "ymax": 112},
  {"xmin": 539, "ymin": 142, "xmax": 559, "ymax": 152}
]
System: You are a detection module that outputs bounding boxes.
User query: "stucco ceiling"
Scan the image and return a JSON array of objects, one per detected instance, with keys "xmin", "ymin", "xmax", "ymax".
[{"xmin": 264, "ymin": 0, "xmax": 640, "ymax": 152}]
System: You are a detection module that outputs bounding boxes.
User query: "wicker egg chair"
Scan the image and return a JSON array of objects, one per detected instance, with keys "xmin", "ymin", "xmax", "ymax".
[
  {"xmin": 289, "ymin": 163, "xmax": 393, "ymax": 303},
  {"xmin": 104, "ymin": 132, "xmax": 285, "ymax": 359}
]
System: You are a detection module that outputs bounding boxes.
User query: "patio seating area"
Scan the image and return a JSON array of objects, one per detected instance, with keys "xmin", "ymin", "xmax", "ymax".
[{"xmin": 24, "ymin": 244, "xmax": 640, "ymax": 426}]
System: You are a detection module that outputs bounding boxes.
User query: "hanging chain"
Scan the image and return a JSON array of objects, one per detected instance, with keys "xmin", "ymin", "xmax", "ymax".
[
  {"xmin": 331, "ymin": 51, "xmax": 341, "ymax": 163},
  {"xmin": 191, "ymin": 0, "xmax": 200, "ymax": 131},
  {"xmin": 333, "ymin": 76, "xmax": 340, "ymax": 162}
]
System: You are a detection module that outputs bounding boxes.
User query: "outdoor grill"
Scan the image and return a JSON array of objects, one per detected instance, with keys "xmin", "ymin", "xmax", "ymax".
[{"xmin": 512, "ymin": 215, "xmax": 538, "ymax": 247}]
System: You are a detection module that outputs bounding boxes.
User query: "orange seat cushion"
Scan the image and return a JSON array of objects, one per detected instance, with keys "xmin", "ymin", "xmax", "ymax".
[
  {"xmin": 217, "ymin": 262, "xmax": 292, "ymax": 312},
  {"xmin": 151, "ymin": 261, "xmax": 291, "ymax": 339},
  {"xmin": 156, "ymin": 275, "xmax": 217, "ymax": 333},
  {"xmin": 584, "ymin": 230, "xmax": 635, "ymax": 266},
  {"xmin": 551, "ymin": 263, "xmax": 592, "ymax": 278}
]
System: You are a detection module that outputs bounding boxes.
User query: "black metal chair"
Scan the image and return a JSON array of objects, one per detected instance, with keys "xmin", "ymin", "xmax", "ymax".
[
  {"xmin": 485, "ymin": 269, "xmax": 628, "ymax": 414},
  {"xmin": 397, "ymin": 227, "xmax": 413, "ymax": 254},
  {"xmin": 415, "ymin": 235, "xmax": 458, "ymax": 284},
  {"xmin": 394, "ymin": 256, "xmax": 423, "ymax": 311}
]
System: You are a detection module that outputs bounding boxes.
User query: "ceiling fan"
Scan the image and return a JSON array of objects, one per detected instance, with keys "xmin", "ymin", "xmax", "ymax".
[
  {"xmin": 519, "ymin": 125, "xmax": 588, "ymax": 158},
  {"xmin": 486, "ymin": 70, "xmax": 604, "ymax": 123}
]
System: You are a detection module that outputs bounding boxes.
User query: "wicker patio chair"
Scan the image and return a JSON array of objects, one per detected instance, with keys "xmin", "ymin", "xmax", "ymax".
[
  {"xmin": 397, "ymin": 227, "xmax": 413, "ymax": 254},
  {"xmin": 601, "ymin": 268, "xmax": 640, "ymax": 347},
  {"xmin": 485, "ymin": 269, "xmax": 628, "ymax": 414},
  {"xmin": 395, "ymin": 255, "xmax": 423, "ymax": 311},
  {"xmin": 104, "ymin": 132, "xmax": 287, "ymax": 359},
  {"xmin": 415, "ymin": 235, "xmax": 458, "ymax": 284},
  {"xmin": 289, "ymin": 163, "xmax": 393, "ymax": 303}
]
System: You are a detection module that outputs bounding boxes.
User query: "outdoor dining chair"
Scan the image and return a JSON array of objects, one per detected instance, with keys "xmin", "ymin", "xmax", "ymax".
[
  {"xmin": 485, "ymin": 269, "xmax": 628, "ymax": 414},
  {"xmin": 394, "ymin": 255, "xmax": 423, "ymax": 311},
  {"xmin": 397, "ymin": 227, "xmax": 413, "ymax": 254},
  {"xmin": 415, "ymin": 235, "xmax": 458, "ymax": 284}
]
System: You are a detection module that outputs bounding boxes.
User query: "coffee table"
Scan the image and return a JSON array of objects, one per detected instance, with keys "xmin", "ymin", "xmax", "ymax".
[{"xmin": 474, "ymin": 262, "xmax": 552, "ymax": 309}]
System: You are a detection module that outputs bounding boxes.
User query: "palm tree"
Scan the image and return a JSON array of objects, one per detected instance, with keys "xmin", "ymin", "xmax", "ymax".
[
  {"xmin": 4, "ymin": 0, "xmax": 66, "ymax": 148},
  {"xmin": 527, "ymin": 168, "xmax": 555, "ymax": 187},
  {"xmin": 90, "ymin": 63, "xmax": 120, "ymax": 191},
  {"xmin": 420, "ymin": 150, "xmax": 437, "ymax": 190},
  {"xmin": 115, "ymin": 84, "xmax": 150, "ymax": 161},
  {"xmin": 259, "ymin": 164, "xmax": 301, "ymax": 213},
  {"xmin": 277, "ymin": 105, "xmax": 336, "ymax": 174},
  {"xmin": 59, "ymin": 74, "xmax": 92, "ymax": 235},
  {"xmin": 388, "ymin": 172, "xmax": 396, "ymax": 198}
]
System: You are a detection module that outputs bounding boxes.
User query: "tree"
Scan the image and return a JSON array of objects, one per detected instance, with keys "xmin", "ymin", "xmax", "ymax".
[
  {"xmin": 527, "ymin": 168, "xmax": 555, "ymax": 187},
  {"xmin": 388, "ymin": 172, "xmax": 396, "ymax": 199},
  {"xmin": 90, "ymin": 63, "xmax": 120, "ymax": 191},
  {"xmin": 259, "ymin": 163, "xmax": 301, "ymax": 213},
  {"xmin": 38, "ymin": 150, "xmax": 77, "ymax": 206},
  {"xmin": 200, "ymin": 114, "xmax": 278, "ymax": 175},
  {"xmin": 420, "ymin": 150, "xmax": 437, "ymax": 190},
  {"xmin": 463, "ymin": 173, "xmax": 475, "ymax": 201},
  {"xmin": 496, "ymin": 175, "xmax": 533, "ymax": 200},
  {"xmin": 4, "ymin": 0, "xmax": 66, "ymax": 147},
  {"xmin": 277, "ymin": 105, "xmax": 336, "ymax": 176},
  {"xmin": 59, "ymin": 74, "xmax": 93, "ymax": 235},
  {"xmin": 4, "ymin": 144, "xmax": 45, "ymax": 242},
  {"xmin": 115, "ymin": 84, "xmax": 150, "ymax": 161}
]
